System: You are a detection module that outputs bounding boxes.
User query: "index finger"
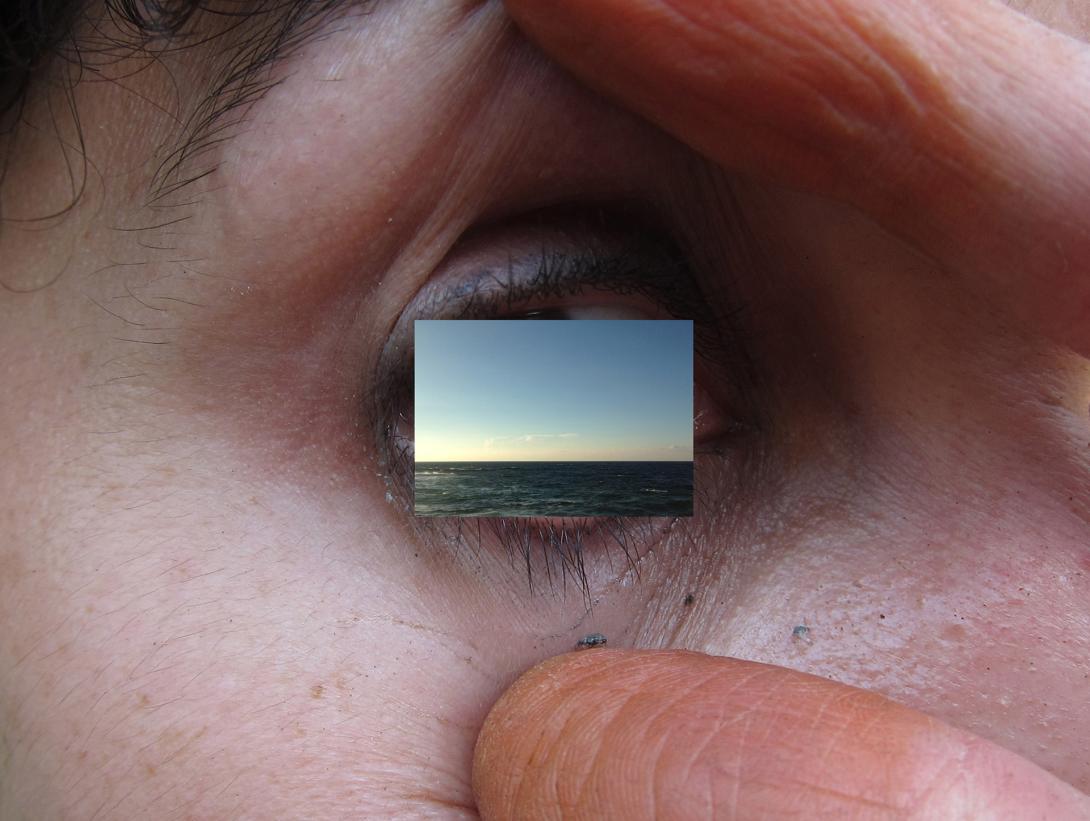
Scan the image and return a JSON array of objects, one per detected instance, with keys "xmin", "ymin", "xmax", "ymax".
[{"xmin": 504, "ymin": 0, "xmax": 1090, "ymax": 356}]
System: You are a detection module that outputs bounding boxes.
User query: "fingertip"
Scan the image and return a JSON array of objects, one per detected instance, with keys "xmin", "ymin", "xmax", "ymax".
[
  {"xmin": 471, "ymin": 649, "xmax": 636, "ymax": 789},
  {"xmin": 473, "ymin": 650, "xmax": 1090, "ymax": 820}
]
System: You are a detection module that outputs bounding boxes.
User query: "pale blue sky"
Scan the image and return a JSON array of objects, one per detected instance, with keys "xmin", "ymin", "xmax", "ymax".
[{"xmin": 414, "ymin": 320, "xmax": 693, "ymax": 461}]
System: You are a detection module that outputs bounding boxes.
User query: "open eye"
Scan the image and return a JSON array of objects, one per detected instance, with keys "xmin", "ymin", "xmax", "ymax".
[{"xmin": 371, "ymin": 204, "xmax": 759, "ymax": 601}]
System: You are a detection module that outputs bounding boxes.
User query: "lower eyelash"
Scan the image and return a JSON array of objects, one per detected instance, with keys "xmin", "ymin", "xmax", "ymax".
[{"xmin": 412, "ymin": 513, "xmax": 685, "ymax": 607}]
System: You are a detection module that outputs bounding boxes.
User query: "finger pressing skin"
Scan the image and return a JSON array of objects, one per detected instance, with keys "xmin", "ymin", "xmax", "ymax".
[
  {"xmin": 473, "ymin": 650, "xmax": 1090, "ymax": 819},
  {"xmin": 504, "ymin": 0, "xmax": 1090, "ymax": 358}
]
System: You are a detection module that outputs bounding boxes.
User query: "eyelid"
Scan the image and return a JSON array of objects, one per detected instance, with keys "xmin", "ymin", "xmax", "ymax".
[{"xmin": 412, "ymin": 245, "xmax": 708, "ymax": 324}]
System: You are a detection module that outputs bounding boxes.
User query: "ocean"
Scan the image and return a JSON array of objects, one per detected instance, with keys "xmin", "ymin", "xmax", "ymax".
[{"xmin": 414, "ymin": 461, "xmax": 693, "ymax": 517}]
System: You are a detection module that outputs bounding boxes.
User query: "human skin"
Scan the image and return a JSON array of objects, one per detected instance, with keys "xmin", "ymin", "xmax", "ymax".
[{"xmin": 0, "ymin": 0, "xmax": 1088, "ymax": 819}]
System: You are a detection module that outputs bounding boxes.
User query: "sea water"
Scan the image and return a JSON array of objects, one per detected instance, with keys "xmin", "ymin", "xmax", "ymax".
[{"xmin": 414, "ymin": 461, "xmax": 693, "ymax": 517}]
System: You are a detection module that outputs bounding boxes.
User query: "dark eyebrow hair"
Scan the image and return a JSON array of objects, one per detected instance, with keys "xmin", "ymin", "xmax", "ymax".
[
  {"xmin": 1, "ymin": 0, "xmax": 369, "ymax": 205},
  {"xmin": 140, "ymin": 0, "xmax": 369, "ymax": 200}
]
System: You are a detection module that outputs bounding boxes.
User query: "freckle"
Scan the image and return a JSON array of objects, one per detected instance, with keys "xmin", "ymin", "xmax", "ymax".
[
  {"xmin": 85, "ymin": 604, "xmax": 94, "ymax": 614},
  {"xmin": 941, "ymin": 624, "xmax": 967, "ymax": 642},
  {"xmin": 146, "ymin": 764, "xmax": 157, "ymax": 776},
  {"xmin": 138, "ymin": 693, "xmax": 151, "ymax": 707},
  {"xmin": 311, "ymin": 683, "xmax": 324, "ymax": 699}
]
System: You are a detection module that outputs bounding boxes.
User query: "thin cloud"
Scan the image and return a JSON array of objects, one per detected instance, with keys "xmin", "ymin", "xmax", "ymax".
[{"xmin": 484, "ymin": 433, "xmax": 579, "ymax": 447}]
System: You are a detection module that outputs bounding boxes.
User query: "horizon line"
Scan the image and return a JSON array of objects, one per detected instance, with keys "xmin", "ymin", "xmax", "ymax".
[{"xmin": 415, "ymin": 458, "xmax": 694, "ymax": 463}]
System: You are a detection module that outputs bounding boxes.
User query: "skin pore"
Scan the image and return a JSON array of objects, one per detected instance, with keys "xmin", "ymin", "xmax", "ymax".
[{"xmin": 1, "ymin": 0, "xmax": 1089, "ymax": 817}]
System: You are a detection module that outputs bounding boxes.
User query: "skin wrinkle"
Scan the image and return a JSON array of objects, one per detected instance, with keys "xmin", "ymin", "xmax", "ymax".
[
  {"xmin": 646, "ymin": 664, "xmax": 781, "ymax": 814},
  {"xmin": 485, "ymin": 652, "xmax": 627, "ymax": 811},
  {"xmin": 665, "ymin": 0, "xmax": 940, "ymax": 156},
  {"xmin": 565, "ymin": 686, "xmax": 614, "ymax": 812},
  {"xmin": 911, "ymin": 741, "xmax": 973, "ymax": 819},
  {"xmin": 483, "ymin": 654, "xmax": 987, "ymax": 817},
  {"xmin": 511, "ymin": 0, "xmax": 1090, "ymax": 352},
  {"xmin": 660, "ymin": 686, "xmax": 740, "ymax": 815},
  {"xmin": 598, "ymin": 0, "xmax": 954, "ymax": 192},
  {"xmin": 809, "ymin": 688, "xmax": 872, "ymax": 765},
  {"xmin": 628, "ymin": 695, "xmax": 677, "ymax": 814},
  {"xmin": 596, "ymin": 669, "xmax": 710, "ymax": 811},
  {"xmin": 715, "ymin": 706, "xmax": 902, "ymax": 815}
]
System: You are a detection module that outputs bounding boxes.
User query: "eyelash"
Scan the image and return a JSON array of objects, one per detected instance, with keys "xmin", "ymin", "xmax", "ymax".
[{"xmin": 371, "ymin": 229, "xmax": 753, "ymax": 602}]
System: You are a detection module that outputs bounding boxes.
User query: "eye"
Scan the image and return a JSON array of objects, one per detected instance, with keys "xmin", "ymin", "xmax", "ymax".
[{"xmin": 371, "ymin": 205, "xmax": 759, "ymax": 601}]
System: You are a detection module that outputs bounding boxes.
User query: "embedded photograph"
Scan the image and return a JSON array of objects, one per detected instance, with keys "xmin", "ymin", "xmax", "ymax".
[{"xmin": 414, "ymin": 319, "xmax": 693, "ymax": 517}]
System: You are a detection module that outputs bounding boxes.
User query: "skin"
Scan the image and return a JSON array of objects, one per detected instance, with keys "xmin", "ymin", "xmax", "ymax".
[{"xmin": 0, "ymin": 0, "xmax": 1088, "ymax": 818}]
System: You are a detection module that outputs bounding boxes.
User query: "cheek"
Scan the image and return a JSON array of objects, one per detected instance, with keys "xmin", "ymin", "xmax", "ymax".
[
  {"xmin": 639, "ymin": 446, "xmax": 1090, "ymax": 789},
  {"xmin": 4, "ymin": 464, "xmax": 578, "ymax": 816}
]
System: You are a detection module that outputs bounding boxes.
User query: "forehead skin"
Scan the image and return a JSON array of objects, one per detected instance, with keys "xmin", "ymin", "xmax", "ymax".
[{"xmin": 1, "ymin": 0, "xmax": 1089, "ymax": 818}]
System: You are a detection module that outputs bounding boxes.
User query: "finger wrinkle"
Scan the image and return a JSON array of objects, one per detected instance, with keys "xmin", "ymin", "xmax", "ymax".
[{"xmin": 649, "ymin": 0, "xmax": 957, "ymax": 163}]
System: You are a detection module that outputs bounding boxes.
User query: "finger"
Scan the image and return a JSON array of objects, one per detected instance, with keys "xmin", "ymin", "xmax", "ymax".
[
  {"xmin": 504, "ymin": 0, "xmax": 1090, "ymax": 357},
  {"xmin": 473, "ymin": 650, "xmax": 1090, "ymax": 819}
]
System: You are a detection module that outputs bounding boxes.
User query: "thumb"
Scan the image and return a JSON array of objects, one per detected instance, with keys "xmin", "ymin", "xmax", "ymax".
[
  {"xmin": 504, "ymin": 0, "xmax": 1090, "ymax": 357},
  {"xmin": 473, "ymin": 650, "xmax": 1090, "ymax": 819}
]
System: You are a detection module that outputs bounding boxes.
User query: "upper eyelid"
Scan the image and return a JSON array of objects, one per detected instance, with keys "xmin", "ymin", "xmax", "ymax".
[
  {"xmin": 398, "ymin": 246, "xmax": 753, "ymax": 383},
  {"xmin": 374, "ymin": 247, "xmax": 699, "ymax": 409},
  {"xmin": 413, "ymin": 248, "xmax": 707, "ymax": 323}
]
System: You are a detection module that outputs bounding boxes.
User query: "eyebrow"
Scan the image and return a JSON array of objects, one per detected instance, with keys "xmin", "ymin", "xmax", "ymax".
[{"xmin": 149, "ymin": 0, "xmax": 370, "ymax": 201}]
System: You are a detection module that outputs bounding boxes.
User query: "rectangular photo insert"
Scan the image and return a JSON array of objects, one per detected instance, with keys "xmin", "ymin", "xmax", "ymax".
[{"xmin": 414, "ymin": 320, "xmax": 693, "ymax": 517}]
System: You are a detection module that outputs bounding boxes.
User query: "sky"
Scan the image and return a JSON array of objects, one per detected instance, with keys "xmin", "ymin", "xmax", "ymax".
[{"xmin": 414, "ymin": 320, "xmax": 693, "ymax": 462}]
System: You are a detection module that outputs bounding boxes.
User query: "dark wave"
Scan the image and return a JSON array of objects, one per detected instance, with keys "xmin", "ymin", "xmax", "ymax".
[{"xmin": 414, "ymin": 461, "xmax": 693, "ymax": 517}]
